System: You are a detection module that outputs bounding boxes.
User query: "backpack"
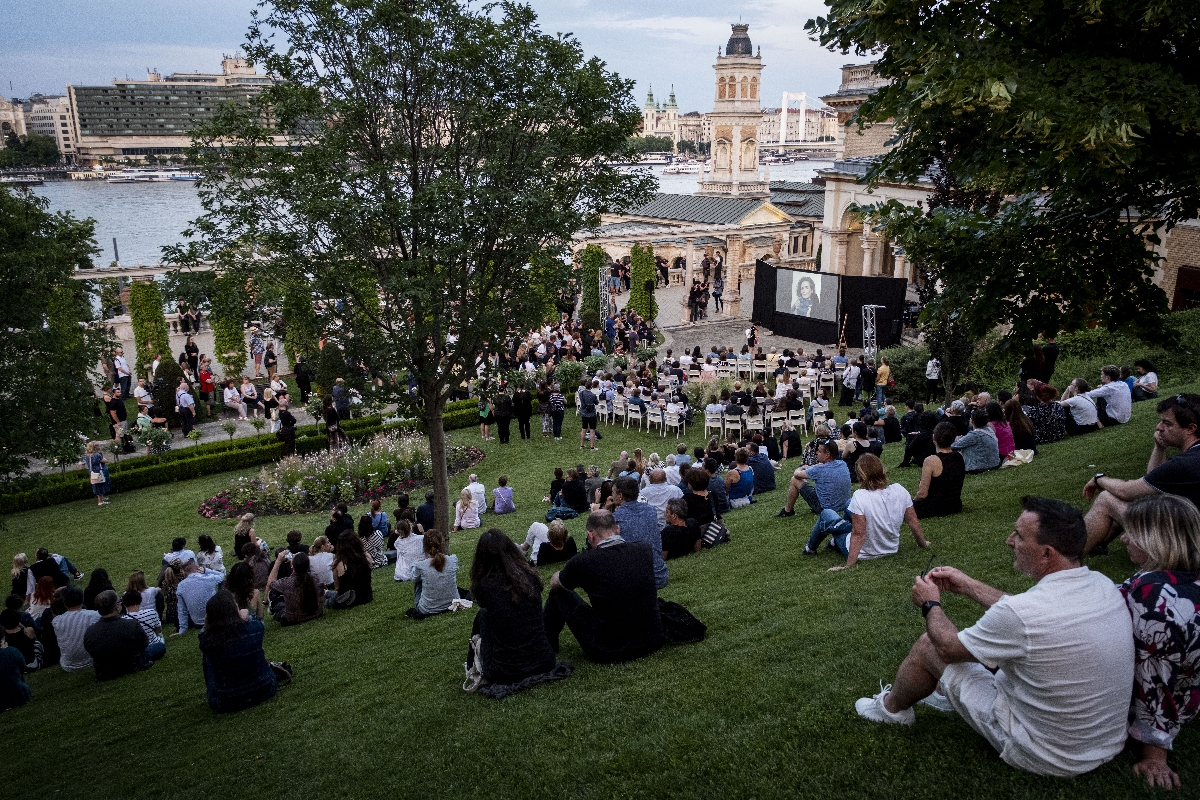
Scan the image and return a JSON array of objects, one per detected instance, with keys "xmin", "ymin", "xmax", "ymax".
[
  {"xmin": 581, "ymin": 392, "xmax": 597, "ymax": 416},
  {"xmin": 545, "ymin": 506, "xmax": 578, "ymax": 522},
  {"xmin": 657, "ymin": 598, "xmax": 707, "ymax": 643}
]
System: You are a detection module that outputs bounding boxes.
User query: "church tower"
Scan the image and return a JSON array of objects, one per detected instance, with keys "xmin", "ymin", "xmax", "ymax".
[
  {"xmin": 643, "ymin": 86, "xmax": 658, "ymax": 137},
  {"xmin": 698, "ymin": 24, "xmax": 769, "ymax": 198}
]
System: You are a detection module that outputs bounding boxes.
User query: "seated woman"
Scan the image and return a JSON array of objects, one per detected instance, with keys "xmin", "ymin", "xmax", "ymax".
[
  {"xmin": 559, "ymin": 469, "xmax": 590, "ymax": 513},
  {"xmin": 198, "ymin": 590, "xmax": 282, "ymax": 713},
  {"xmin": 466, "ymin": 529, "xmax": 557, "ymax": 685},
  {"xmin": 325, "ymin": 531, "xmax": 373, "ymax": 609},
  {"xmin": 986, "ymin": 401, "xmax": 1015, "ymax": 460},
  {"xmin": 900, "ymin": 411, "xmax": 939, "ymax": 468},
  {"xmin": 1004, "ymin": 398, "xmax": 1038, "ymax": 455},
  {"xmin": 806, "ymin": 454, "xmax": 929, "ymax": 566},
  {"xmin": 951, "ymin": 410, "xmax": 1001, "ymax": 473},
  {"xmin": 266, "ymin": 552, "xmax": 324, "ymax": 626},
  {"xmin": 685, "ymin": 466, "xmax": 718, "ymax": 529},
  {"xmin": 358, "ymin": 514, "xmax": 388, "ymax": 569},
  {"xmin": 661, "ymin": 497, "xmax": 702, "ymax": 560},
  {"xmin": 546, "ymin": 467, "xmax": 564, "ymax": 504},
  {"xmin": 223, "ymin": 379, "xmax": 248, "ymax": 420},
  {"xmin": 725, "ymin": 447, "xmax": 755, "ymax": 509},
  {"xmin": 239, "ymin": 377, "xmax": 263, "ymax": 418},
  {"xmin": 492, "ymin": 476, "xmax": 516, "ymax": 514},
  {"xmin": 1119, "ymin": 494, "xmax": 1200, "ymax": 790},
  {"xmin": 534, "ymin": 520, "xmax": 577, "ymax": 567},
  {"xmin": 406, "ymin": 531, "xmax": 465, "ymax": 620},
  {"xmin": 913, "ymin": 422, "xmax": 966, "ymax": 518},
  {"xmin": 195, "ymin": 534, "xmax": 225, "ymax": 575},
  {"xmin": 1025, "ymin": 380, "xmax": 1067, "ymax": 444},
  {"xmin": 779, "ymin": 421, "xmax": 803, "ymax": 462},
  {"xmin": 226, "ymin": 560, "xmax": 264, "ymax": 621},
  {"xmin": 392, "ymin": 520, "xmax": 425, "ymax": 582},
  {"xmin": 808, "ymin": 388, "xmax": 831, "ymax": 424},
  {"xmin": 452, "ymin": 488, "xmax": 481, "ymax": 532},
  {"xmin": 1133, "ymin": 359, "xmax": 1159, "ymax": 401},
  {"xmin": 844, "ymin": 422, "xmax": 884, "ymax": 481}
]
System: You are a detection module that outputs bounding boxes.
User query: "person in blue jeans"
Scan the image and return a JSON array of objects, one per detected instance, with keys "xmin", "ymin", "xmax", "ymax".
[{"xmin": 776, "ymin": 441, "xmax": 852, "ymax": 518}]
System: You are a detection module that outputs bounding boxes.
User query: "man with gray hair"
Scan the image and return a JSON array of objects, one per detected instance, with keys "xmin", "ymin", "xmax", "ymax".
[
  {"xmin": 638, "ymin": 469, "xmax": 684, "ymax": 530},
  {"xmin": 543, "ymin": 510, "xmax": 664, "ymax": 664},
  {"xmin": 466, "ymin": 474, "xmax": 487, "ymax": 515},
  {"xmin": 174, "ymin": 560, "xmax": 226, "ymax": 634}
]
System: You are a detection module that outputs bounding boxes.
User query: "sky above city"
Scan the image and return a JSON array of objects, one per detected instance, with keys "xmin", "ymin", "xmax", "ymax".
[{"xmin": 2, "ymin": 0, "xmax": 861, "ymax": 110}]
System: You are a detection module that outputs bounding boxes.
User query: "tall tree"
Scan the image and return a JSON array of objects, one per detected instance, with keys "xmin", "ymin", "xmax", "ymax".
[
  {"xmin": 577, "ymin": 245, "xmax": 606, "ymax": 333},
  {"xmin": 626, "ymin": 243, "xmax": 658, "ymax": 322},
  {"xmin": 0, "ymin": 186, "xmax": 107, "ymax": 479},
  {"xmin": 170, "ymin": 0, "xmax": 654, "ymax": 531},
  {"xmin": 809, "ymin": 1, "xmax": 1200, "ymax": 343}
]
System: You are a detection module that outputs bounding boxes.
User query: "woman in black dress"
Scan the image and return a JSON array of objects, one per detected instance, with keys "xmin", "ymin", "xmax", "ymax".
[
  {"xmin": 323, "ymin": 395, "xmax": 346, "ymax": 450},
  {"xmin": 513, "ymin": 386, "xmax": 533, "ymax": 440},
  {"xmin": 467, "ymin": 529, "xmax": 556, "ymax": 686},
  {"xmin": 184, "ymin": 335, "xmax": 200, "ymax": 376}
]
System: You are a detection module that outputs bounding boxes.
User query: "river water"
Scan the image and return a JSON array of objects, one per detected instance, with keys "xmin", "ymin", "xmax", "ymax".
[{"xmin": 32, "ymin": 160, "xmax": 834, "ymax": 266}]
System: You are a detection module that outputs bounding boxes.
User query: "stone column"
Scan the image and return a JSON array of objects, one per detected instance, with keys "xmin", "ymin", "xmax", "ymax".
[
  {"xmin": 831, "ymin": 231, "xmax": 851, "ymax": 275},
  {"xmin": 862, "ymin": 229, "xmax": 879, "ymax": 276},
  {"xmin": 680, "ymin": 237, "xmax": 696, "ymax": 325},
  {"xmin": 894, "ymin": 252, "xmax": 908, "ymax": 284},
  {"xmin": 723, "ymin": 234, "xmax": 743, "ymax": 318}
]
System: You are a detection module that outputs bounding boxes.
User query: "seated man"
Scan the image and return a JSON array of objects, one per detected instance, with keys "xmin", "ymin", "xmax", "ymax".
[
  {"xmin": 638, "ymin": 468, "xmax": 684, "ymax": 530},
  {"xmin": 1082, "ymin": 394, "xmax": 1200, "ymax": 554},
  {"xmin": 52, "ymin": 585, "xmax": 100, "ymax": 673},
  {"xmin": 703, "ymin": 457, "xmax": 730, "ymax": 514},
  {"xmin": 747, "ymin": 442, "xmax": 776, "ymax": 494},
  {"xmin": 855, "ymin": 496, "xmax": 1134, "ymax": 778},
  {"xmin": 175, "ymin": 561, "xmax": 226, "ymax": 634},
  {"xmin": 1085, "ymin": 364, "xmax": 1132, "ymax": 426},
  {"xmin": 777, "ymin": 441, "xmax": 852, "ymax": 517},
  {"xmin": 805, "ymin": 454, "xmax": 929, "ymax": 564},
  {"xmin": 611, "ymin": 477, "xmax": 667, "ymax": 589},
  {"xmin": 951, "ymin": 410, "xmax": 1001, "ymax": 474},
  {"xmin": 660, "ymin": 498, "xmax": 702, "ymax": 560},
  {"xmin": 83, "ymin": 590, "xmax": 152, "ymax": 681},
  {"xmin": 544, "ymin": 510, "xmax": 665, "ymax": 664},
  {"xmin": 465, "ymin": 474, "xmax": 487, "ymax": 516}
]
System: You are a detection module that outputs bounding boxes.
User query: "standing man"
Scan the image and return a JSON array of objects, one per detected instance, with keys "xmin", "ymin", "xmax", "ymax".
[
  {"xmin": 113, "ymin": 347, "xmax": 131, "ymax": 398},
  {"xmin": 1082, "ymin": 394, "xmax": 1200, "ymax": 554},
  {"xmin": 513, "ymin": 384, "xmax": 533, "ymax": 440},
  {"xmin": 854, "ymin": 497, "xmax": 1134, "ymax": 779},
  {"xmin": 293, "ymin": 355, "xmax": 313, "ymax": 404},
  {"xmin": 840, "ymin": 359, "xmax": 861, "ymax": 407},
  {"xmin": 277, "ymin": 398, "xmax": 297, "ymax": 457},
  {"xmin": 1040, "ymin": 334, "xmax": 1059, "ymax": 384},
  {"xmin": 175, "ymin": 378, "xmax": 195, "ymax": 436},
  {"xmin": 493, "ymin": 386, "xmax": 513, "ymax": 444},
  {"xmin": 925, "ymin": 356, "xmax": 941, "ymax": 404},
  {"xmin": 263, "ymin": 343, "xmax": 279, "ymax": 381},
  {"xmin": 106, "ymin": 387, "xmax": 128, "ymax": 442},
  {"xmin": 579, "ymin": 380, "xmax": 599, "ymax": 451}
]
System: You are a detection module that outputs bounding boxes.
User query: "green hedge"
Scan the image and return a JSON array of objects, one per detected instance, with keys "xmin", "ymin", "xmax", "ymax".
[{"xmin": 2, "ymin": 407, "xmax": 483, "ymax": 515}]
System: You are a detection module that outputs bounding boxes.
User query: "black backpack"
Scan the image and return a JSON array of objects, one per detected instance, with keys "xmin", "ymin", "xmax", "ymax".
[
  {"xmin": 658, "ymin": 598, "xmax": 707, "ymax": 644},
  {"xmin": 581, "ymin": 392, "xmax": 597, "ymax": 416}
]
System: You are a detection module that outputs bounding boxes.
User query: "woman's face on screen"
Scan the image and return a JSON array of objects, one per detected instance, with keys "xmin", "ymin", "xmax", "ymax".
[{"xmin": 799, "ymin": 279, "xmax": 814, "ymax": 299}]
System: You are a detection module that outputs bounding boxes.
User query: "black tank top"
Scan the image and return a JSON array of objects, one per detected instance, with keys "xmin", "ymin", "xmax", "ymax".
[{"xmin": 928, "ymin": 452, "xmax": 966, "ymax": 503}]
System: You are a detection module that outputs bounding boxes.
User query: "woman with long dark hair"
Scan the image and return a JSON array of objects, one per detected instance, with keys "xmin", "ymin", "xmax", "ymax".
[
  {"xmin": 358, "ymin": 514, "xmax": 388, "ymax": 569},
  {"xmin": 326, "ymin": 527, "xmax": 373, "ymax": 609},
  {"xmin": 83, "ymin": 568, "xmax": 114, "ymax": 611},
  {"xmin": 467, "ymin": 529, "xmax": 556, "ymax": 684},
  {"xmin": 198, "ymin": 590, "xmax": 282, "ymax": 712},
  {"xmin": 267, "ymin": 552, "xmax": 324, "ymax": 625}
]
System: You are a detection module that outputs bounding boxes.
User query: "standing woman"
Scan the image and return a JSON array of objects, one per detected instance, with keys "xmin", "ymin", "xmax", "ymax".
[
  {"xmin": 249, "ymin": 328, "xmax": 266, "ymax": 378},
  {"xmin": 197, "ymin": 358, "xmax": 215, "ymax": 416},
  {"xmin": 746, "ymin": 324, "xmax": 758, "ymax": 350},
  {"xmin": 84, "ymin": 441, "xmax": 111, "ymax": 506},
  {"xmin": 293, "ymin": 355, "xmax": 313, "ymax": 404},
  {"xmin": 467, "ymin": 529, "xmax": 556, "ymax": 685},
  {"xmin": 513, "ymin": 384, "xmax": 533, "ymax": 440},
  {"xmin": 537, "ymin": 382, "xmax": 552, "ymax": 438},
  {"xmin": 493, "ymin": 387, "xmax": 513, "ymax": 444},
  {"xmin": 184, "ymin": 335, "xmax": 200, "ymax": 376},
  {"xmin": 478, "ymin": 394, "xmax": 494, "ymax": 442},
  {"xmin": 198, "ymin": 590, "xmax": 282, "ymax": 712},
  {"xmin": 323, "ymin": 395, "xmax": 346, "ymax": 451}
]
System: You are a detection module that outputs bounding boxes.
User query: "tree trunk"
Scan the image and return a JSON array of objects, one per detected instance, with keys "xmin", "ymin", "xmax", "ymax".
[{"xmin": 422, "ymin": 388, "xmax": 452, "ymax": 534}]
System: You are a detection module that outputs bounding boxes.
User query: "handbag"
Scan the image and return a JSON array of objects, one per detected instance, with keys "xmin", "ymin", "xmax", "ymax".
[
  {"xmin": 88, "ymin": 457, "xmax": 105, "ymax": 485},
  {"xmin": 463, "ymin": 634, "xmax": 488, "ymax": 693},
  {"xmin": 702, "ymin": 518, "xmax": 730, "ymax": 548}
]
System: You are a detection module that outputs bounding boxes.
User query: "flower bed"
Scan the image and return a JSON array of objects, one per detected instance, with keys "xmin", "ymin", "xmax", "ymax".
[{"xmin": 198, "ymin": 431, "xmax": 483, "ymax": 518}]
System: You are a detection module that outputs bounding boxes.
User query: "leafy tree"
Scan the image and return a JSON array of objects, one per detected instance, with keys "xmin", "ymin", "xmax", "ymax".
[
  {"xmin": 808, "ymin": 0, "xmax": 1200, "ymax": 344},
  {"xmin": 626, "ymin": 243, "xmax": 658, "ymax": 321},
  {"xmin": 172, "ymin": 0, "xmax": 654, "ymax": 532},
  {"xmin": 0, "ymin": 132, "xmax": 59, "ymax": 168},
  {"xmin": 0, "ymin": 186, "xmax": 107, "ymax": 479},
  {"xmin": 627, "ymin": 135, "xmax": 674, "ymax": 155},
  {"xmin": 153, "ymin": 357, "xmax": 186, "ymax": 428},
  {"xmin": 281, "ymin": 287, "xmax": 320, "ymax": 365},
  {"xmin": 578, "ymin": 245, "xmax": 605, "ymax": 332},
  {"xmin": 127, "ymin": 281, "xmax": 171, "ymax": 378},
  {"xmin": 209, "ymin": 275, "xmax": 248, "ymax": 380}
]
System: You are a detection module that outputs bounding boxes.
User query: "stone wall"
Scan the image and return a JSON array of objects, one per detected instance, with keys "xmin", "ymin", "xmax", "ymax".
[
  {"xmin": 1161, "ymin": 222, "xmax": 1200, "ymax": 308},
  {"xmin": 841, "ymin": 122, "xmax": 895, "ymax": 159}
]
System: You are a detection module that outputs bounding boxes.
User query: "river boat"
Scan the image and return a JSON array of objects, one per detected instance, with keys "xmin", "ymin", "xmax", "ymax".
[
  {"xmin": 0, "ymin": 174, "xmax": 45, "ymax": 186},
  {"xmin": 105, "ymin": 168, "xmax": 201, "ymax": 184}
]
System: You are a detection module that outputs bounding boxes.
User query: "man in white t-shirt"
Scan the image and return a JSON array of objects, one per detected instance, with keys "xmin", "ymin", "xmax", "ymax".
[
  {"xmin": 638, "ymin": 469, "xmax": 684, "ymax": 530},
  {"xmin": 1085, "ymin": 364, "xmax": 1132, "ymax": 425},
  {"xmin": 811, "ymin": 454, "xmax": 928, "ymax": 570},
  {"xmin": 521, "ymin": 522, "xmax": 551, "ymax": 563},
  {"xmin": 854, "ymin": 496, "xmax": 1134, "ymax": 778},
  {"xmin": 466, "ymin": 474, "xmax": 487, "ymax": 515}
]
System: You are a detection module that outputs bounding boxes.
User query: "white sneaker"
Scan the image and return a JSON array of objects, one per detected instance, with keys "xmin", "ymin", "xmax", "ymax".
[
  {"xmin": 919, "ymin": 690, "xmax": 954, "ymax": 713},
  {"xmin": 855, "ymin": 682, "xmax": 915, "ymax": 726}
]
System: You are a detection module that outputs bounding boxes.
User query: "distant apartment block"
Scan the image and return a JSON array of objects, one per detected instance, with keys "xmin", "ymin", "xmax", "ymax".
[{"xmin": 66, "ymin": 56, "xmax": 274, "ymax": 163}]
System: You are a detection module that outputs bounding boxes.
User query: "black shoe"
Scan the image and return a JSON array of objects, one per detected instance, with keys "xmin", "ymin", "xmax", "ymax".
[
  {"xmin": 801, "ymin": 547, "xmax": 818, "ymax": 556},
  {"xmin": 825, "ymin": 539, "xmax": 839, "ymax": 552},
  {"xmin": 776, "ymin": 508, "xmax": 795, "ymax": 518},
  {"xmin": 1087, "ymin": 544, "xmax": 1109, "ymax": 557}
]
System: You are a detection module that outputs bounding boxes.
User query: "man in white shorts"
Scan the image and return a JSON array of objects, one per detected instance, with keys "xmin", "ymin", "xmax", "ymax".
[{"xmin": 854, "ymin": 496, "xmax": 1134, "ymax": 778}]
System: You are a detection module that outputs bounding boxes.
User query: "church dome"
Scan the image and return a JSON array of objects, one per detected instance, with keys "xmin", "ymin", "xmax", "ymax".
[{"xmin": 726, "ymin": 24, "xmax": 753, "ymax": 57}]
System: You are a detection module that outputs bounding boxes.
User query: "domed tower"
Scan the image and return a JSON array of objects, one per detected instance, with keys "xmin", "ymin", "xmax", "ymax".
[
  {"xmin": 700, "ymin": 23, "xmax": 768, "ymax": 197},
  {"xmin": 643, "ymin": 85, "xmax": 657, "ymax": 137}
]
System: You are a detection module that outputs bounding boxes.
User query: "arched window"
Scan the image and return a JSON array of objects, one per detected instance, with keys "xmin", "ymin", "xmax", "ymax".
[
  {"xmin": 740, "ymin": 77, "xmax": 749, "ymax": 98},
  {"xmin": 718, "ymin": 77, "xmax": 726, "ymax": 100},
  {"xmin": 750, "ymin": 77, "xmax": 758, "ymax": 99}
]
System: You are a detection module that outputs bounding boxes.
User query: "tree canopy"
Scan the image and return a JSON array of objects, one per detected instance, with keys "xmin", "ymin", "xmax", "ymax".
[
  {"xmin": 170, "ymin": 0, "xmax": 654, "ymax": 530},
  {"xmin": 0, "ymin": 186, "xmax": 106, "ymax": 479},
  {"xmin": 0, "ymin": 132, "xmax": 59, "ymax": 168},
  {"xmin": 809, "ymin": 0, "xmax": 1200, "ymax": 343}
]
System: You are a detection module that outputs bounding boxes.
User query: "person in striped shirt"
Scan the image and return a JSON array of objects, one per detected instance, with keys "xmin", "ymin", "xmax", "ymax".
[{"xmin": 51, "ymin": 585, "xmax": 100, "ymax": 672}]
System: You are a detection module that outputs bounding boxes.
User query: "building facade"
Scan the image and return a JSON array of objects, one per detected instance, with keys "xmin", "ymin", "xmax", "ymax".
[
  {"xmin": 66, "ymin": 57, "xmax": 274, "ymax": 163},
  {"xmin": 0, "ymin": 98, "xmax": 28, "ymax": 142},
  {"xmin": 821, "ymin": 62, "xmax": 894, "ymax": 159},
  {"xmin": 26, "ymin": 95, "xmax": 77, "ymax": 160},
  {"xmin": 697, "ymin": 24, "xmax": 769, "ymax": 197}
]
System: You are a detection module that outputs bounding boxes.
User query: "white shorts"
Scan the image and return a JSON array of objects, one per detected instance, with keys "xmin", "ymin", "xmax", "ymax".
[{"xmin": 939, "ymin": 662, "xmax": 1009, "ymax": 756}]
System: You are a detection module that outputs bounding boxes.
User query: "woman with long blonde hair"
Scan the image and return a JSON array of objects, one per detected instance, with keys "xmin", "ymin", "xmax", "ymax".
[
  {"xmin": 11, "ymin": 553, "xmax": 29, "ymax": 603},
  {"xmin": 84, "ymin": 440, "xmax": 111, "ymax": 505},
  {"xmin": 452, "ymin": 487, "xmax": 480, "ymax": 532}
]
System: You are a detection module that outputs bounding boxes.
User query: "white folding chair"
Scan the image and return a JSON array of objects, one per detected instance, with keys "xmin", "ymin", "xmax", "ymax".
[
  {"xmin": 752, "ymin": 360, "xmax": 767, "ymax": 381},
  {"xmin": 811, "ymin": 409, "xmax": 828, "ymax": 428},
  {"xmin": 627, "ymin": 404, "xmax": 645, "ymax": 431},
  {"xmin": 646, "ymin": 407, "xmax": 666, "ymax": 435},
  {"xmin": 612, "ymin": 398, "xmax": 627, "ymax": 427},
  {"xmin": 705, "ymin": 412, "xmax": 724, "ymax": 437},
  {"xmin": 744, "ymin": 413, "xmax": 764, "ymax": 434},
  {"xmin": 788, "ymin": 409, "xmax": 808, "ymax": 436},
  {"xmin": 688, "ymin": 368, "xmax": 701, "ymax": 382},
  {"xmin": 820, "ymin": 374, "xmax": 836, "ymax": 395},
  {"xmin": 716, "ymin": 364, "xmax": 735, "ymax": 380},
  {"xmin": 770, "ymin": 410, "xmax": 788, "ymax": 434},
  {"xmin": 596, "ymin": 399, "xmax": 611, "ymax": 425},
  {"xmin": 665, "ymin": 410, "xmax": 686, "ymax": 438},
  {"xmin": 724, "ymin": 413, "xmax": 744, "ymax": 439}
]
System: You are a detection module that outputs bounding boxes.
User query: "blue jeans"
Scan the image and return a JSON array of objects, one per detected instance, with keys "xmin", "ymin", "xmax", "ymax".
[
  {"xmin": 874, "ymin": 385, "xmax": 886, "ymax": 408},
  {"xmin": 806, "ymin": 509, "xmax": 852, "ymax": 554},
  {"xmin": 551, "ymin": 410, "xmax": 565, "ymax": 438},
  {"xmin": 143, "ymin": 639, "xmax": 166, "ymax": 663}
]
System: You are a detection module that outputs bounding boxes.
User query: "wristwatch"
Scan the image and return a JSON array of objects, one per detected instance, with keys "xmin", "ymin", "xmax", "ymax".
[
  {"xmin": 1093, "ymin": 472, "xmax": 1105, "ymax": 487},
  {"xmin": 921, "ymin": 600, "xmax": 941, "ymax": 617}
]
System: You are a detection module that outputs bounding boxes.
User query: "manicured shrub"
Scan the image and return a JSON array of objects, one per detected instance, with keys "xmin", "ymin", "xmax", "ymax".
[
  {"xmin": 578, "ymin": 244, "xmax": 605, "ymax": 332},
  {"xmin": 128, "ymin": 281, "xmax": 171, "ymax": 379},
  {"xmin": 626, "ymin": 243, "xmax": 658, "ymax": 321}
]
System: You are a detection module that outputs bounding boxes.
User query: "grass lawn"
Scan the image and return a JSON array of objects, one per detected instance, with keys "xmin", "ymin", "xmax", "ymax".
[{"xmin": 2, "ymin": 388, "xmax": 1196, "ymax": 799}]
